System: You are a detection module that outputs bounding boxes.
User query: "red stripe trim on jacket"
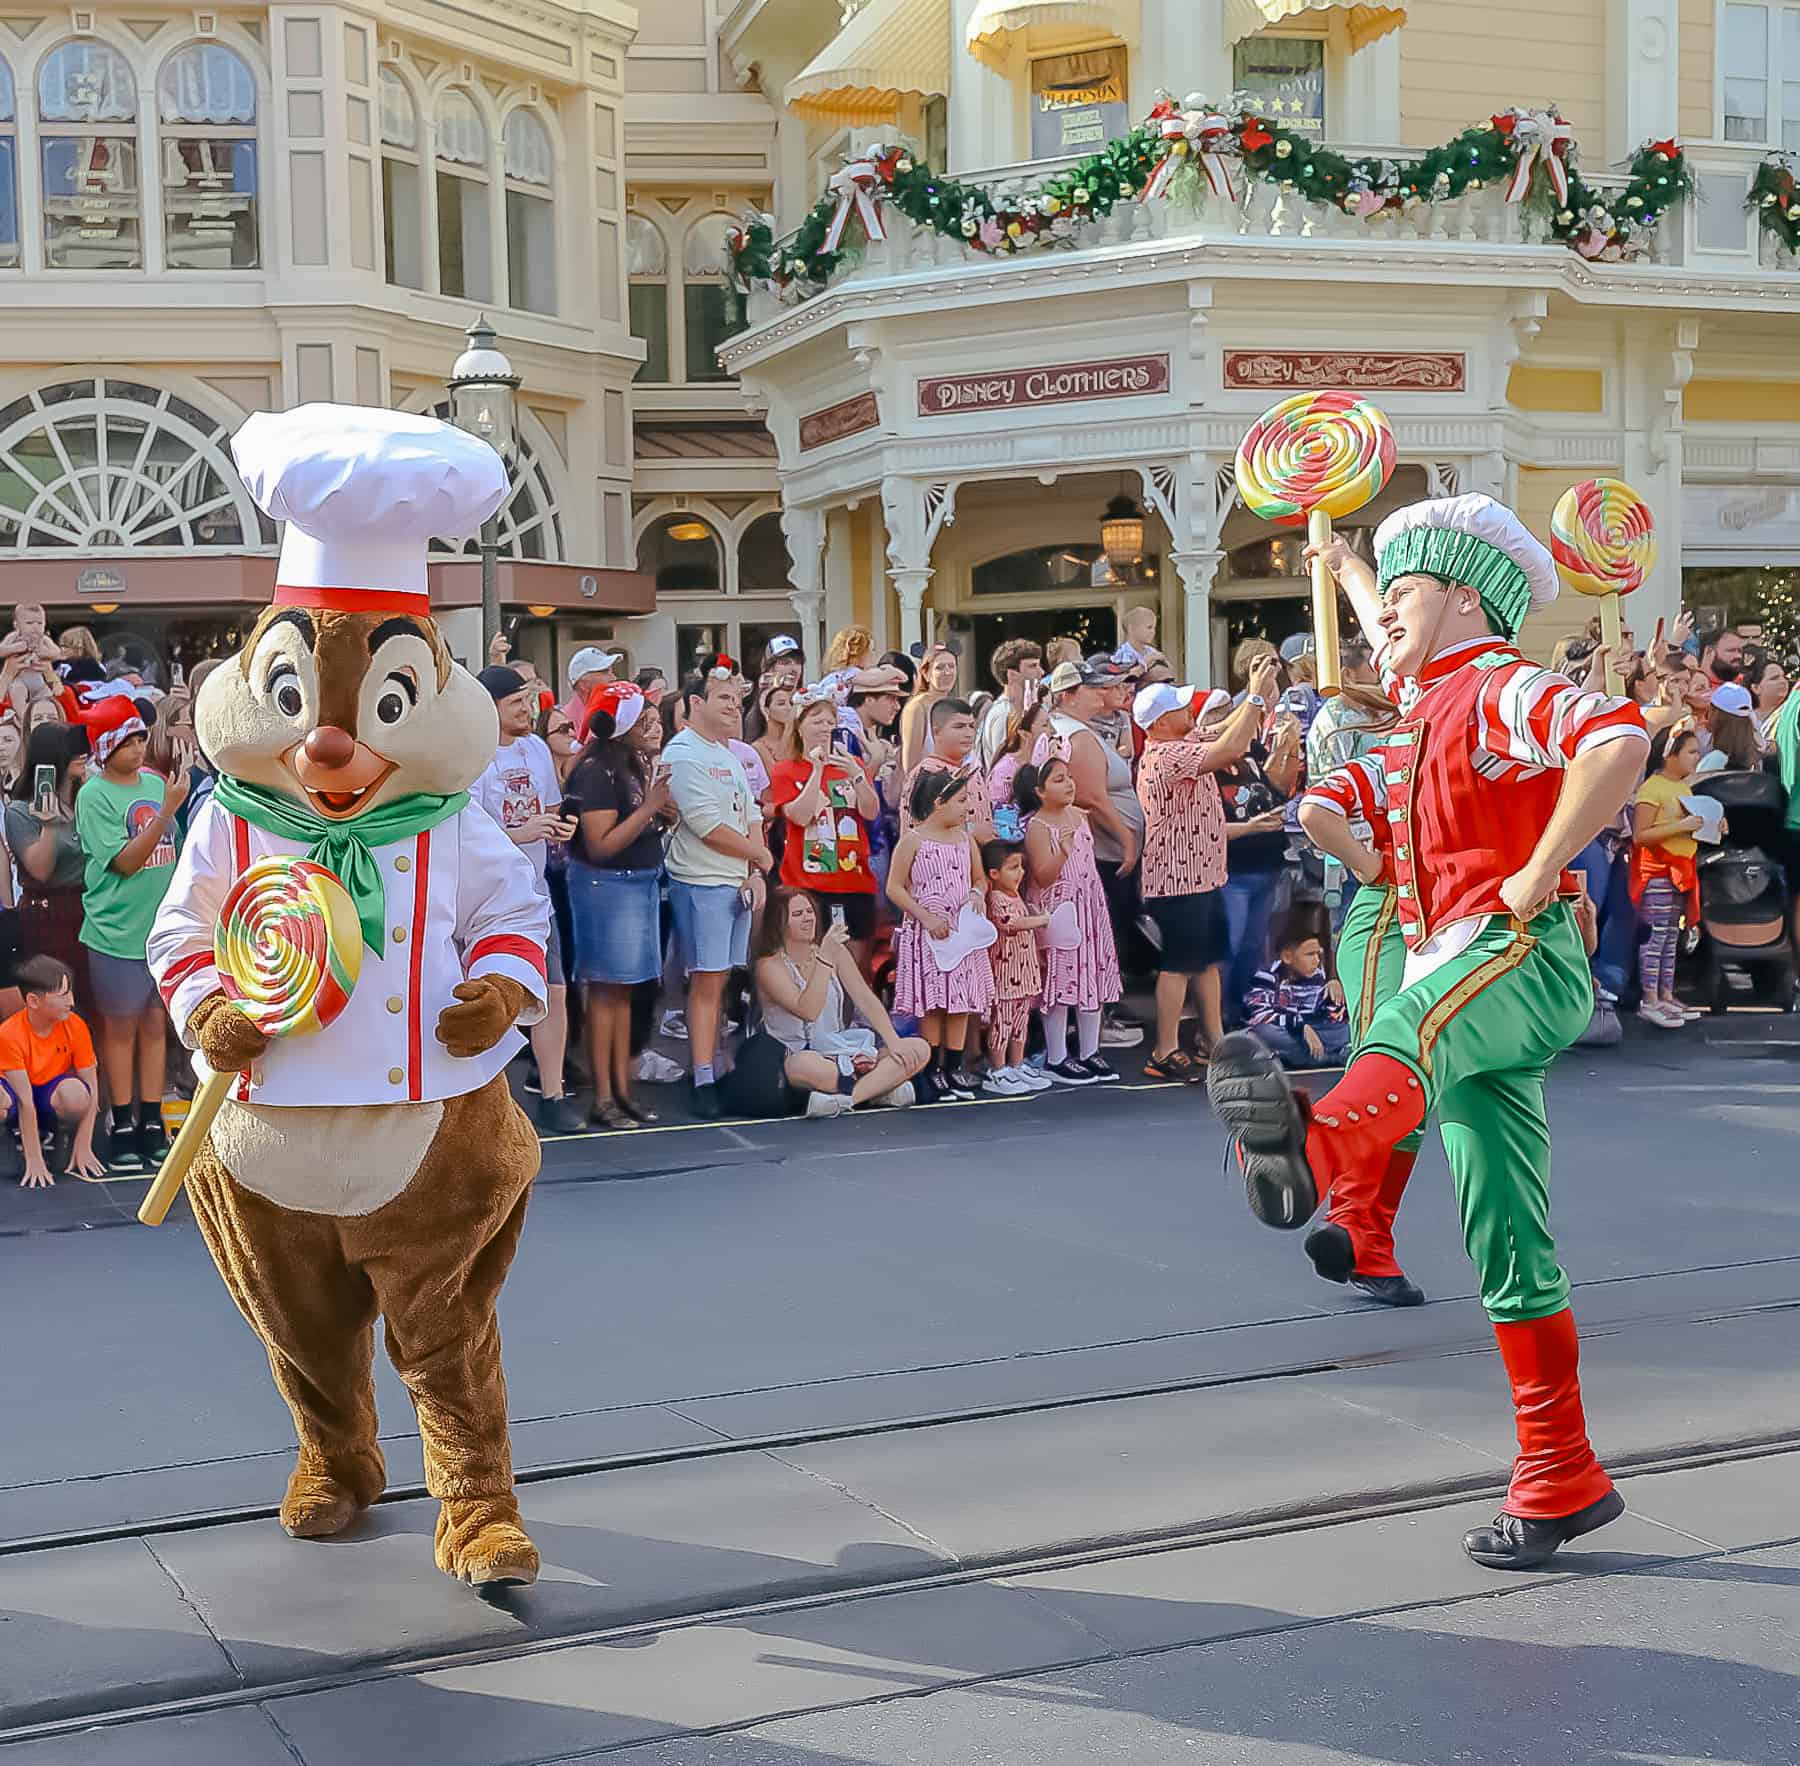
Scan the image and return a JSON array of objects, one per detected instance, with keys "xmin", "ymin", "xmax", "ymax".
[
  {"xmin": 230, "ymin": 814, "xmax": 252, "ymax": 1101},
  {"xmin": 467, "ymin": 934, "xmax": 548, "ymax": 979},
  {"xmin": 158, "ymin": 949, "xmax": 214, "ymax": 1009},
  {"xmin": 408, "ymin": 829, "xmax": 430, "ymax": 1102},
  {"xmin": 275, "ymin": 584, "xmax": 432, "ymax": 618}
]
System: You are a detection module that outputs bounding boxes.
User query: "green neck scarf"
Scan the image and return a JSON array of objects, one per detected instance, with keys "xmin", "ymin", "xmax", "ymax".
[{"xmin": 212, "ymin": 774, "xmax": 469, "ymax": 949}]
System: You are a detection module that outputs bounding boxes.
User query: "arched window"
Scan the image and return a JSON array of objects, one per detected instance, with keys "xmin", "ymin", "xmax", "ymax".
[
  {"xmin": 0, "ymin": 57, "xmax": 17, "ymax": 268},
  {"xmin": 502, "ymin": 108, "xmax": 554, "ymax": 315},
  {"xmin": 682, "ymin": 213, "xmax": 741, "ymax": 384},
  {"xmin": 379, "ymin": 69, "xmax": 422, "ymax": 289},
  {"xmin": 157, "ymin": 43, "xmax": 258, "ymax": 270},
  {"xmin": 627, "ymin": 214, "xmax": 668, "ymax": 384},
  {"xmin": 638, "ymin": 512, "xmax": 722, "ymax": 593},
  {"xmin": 0, "ymin": 377, "xmax": 268, "ymax": 551},
  {"xmin": 418, "ymin": 401, "xmax": 563, "ymax": 561},
  {"xmin": 38, "ymin": 40, "xmax": 142, "ymax": 270},
  {"xmin": 737, "ymin": 512, "xmax": 791, "ymax": 595},
  {"xmin": 435, "ymin": 88, "xmax": 491, "ymax": 302}
]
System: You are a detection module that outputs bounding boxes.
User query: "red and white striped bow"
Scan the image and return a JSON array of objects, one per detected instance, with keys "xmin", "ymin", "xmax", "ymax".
[
  {"xmin": 1504, "ymin": 110, "xmax": 1572, "ymax": 207},
  {"xmin": 1144, "ymin": 111, "xmax": 1239, "ymax": 205},
  {"xmin": 821, "ymin": 157, "xmax": 889, "ymax": 253}
]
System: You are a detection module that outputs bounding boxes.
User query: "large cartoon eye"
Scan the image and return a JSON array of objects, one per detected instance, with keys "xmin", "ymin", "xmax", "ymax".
[
  {"xmin": 376, "ymin": 672, "xmax": 417, "ymax": 726},
  {"xmin": 268, "ymin": 661, "xmax": 304, "ymax": 719}
]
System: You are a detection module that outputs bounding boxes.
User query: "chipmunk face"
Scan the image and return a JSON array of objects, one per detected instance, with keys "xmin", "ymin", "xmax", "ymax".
[{"xmin": 196, "ymin": 606, "xmax": 498, "ymax": 818}]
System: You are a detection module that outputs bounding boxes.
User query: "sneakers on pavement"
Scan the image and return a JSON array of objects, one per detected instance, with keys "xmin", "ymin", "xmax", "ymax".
[
  {"xmin": 804, "ymin": 1090, "xmax": 854, "ymax": 1120},
  {"xmin": 1097, "ymin": 1014, "xmax": 1144, "ymax": 1049},
  {"xmin": 945, "ymin": 1066, "xmax": 983, "ymax": 1097},
  {"xmin": 1011, "ymin": 1062, "xmax": 1054, "ymax": 1092},
  {"xmin": 690, "ymin": 1080, "xmax": 721, "ymax": 1119},
  {"xmin": 982, "ymin": 1067, "xmax": 1031, "ymax": 1097},
  {"xmin": 877, "ymin": 1081, "xmax": 917, "ymax": 1108},
  {"xmin": 660, "ymin": 1010, "xmax": 689, "ymax": 1041},
  {"xmin": 1045, "ymin": 1057, "xmax": 1099, "ymax": 1087},
  {"xmin": 636, "ymin": 1048, "xmax": 685, "ymax": 1085},
  {"xmin": 1636, "ymin": 1003, "xmax": 1681, "ymax": 1029},
  {"xmin": 1080, "ymin": 1055, "xmax": 1120, "ymax": 1083}
]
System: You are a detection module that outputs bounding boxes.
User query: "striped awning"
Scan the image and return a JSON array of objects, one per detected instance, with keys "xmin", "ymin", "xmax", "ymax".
[
  {"xmin": 965, "ymin": 0, "xmax": 1139, "ymax": 70},
  {"xmin": 785, "ymin": 0, "xmax": 951, "ymax": 126},
  {"xmin": 1226, "ymin": 0, "xmax": 1406, "ymax": 52}
]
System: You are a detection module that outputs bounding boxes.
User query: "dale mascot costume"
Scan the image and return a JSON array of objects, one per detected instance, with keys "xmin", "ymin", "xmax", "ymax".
[{"xmin": 147, "ymin": 405, "xmax": 551, "ymax": 1588}]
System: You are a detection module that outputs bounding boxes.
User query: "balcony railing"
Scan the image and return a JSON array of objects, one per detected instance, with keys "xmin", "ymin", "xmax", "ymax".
[{"xmin": 746, "ymin": 141, "xmax": 1796, "ymax": 326}]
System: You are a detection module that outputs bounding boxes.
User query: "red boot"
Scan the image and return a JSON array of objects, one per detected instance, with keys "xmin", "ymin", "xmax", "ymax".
[{"xmin": 1463, "ymin": 1308, "xmax": 1623, "ymax": 1569}]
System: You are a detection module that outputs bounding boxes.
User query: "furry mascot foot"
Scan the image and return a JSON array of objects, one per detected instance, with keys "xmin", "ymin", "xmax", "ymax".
[
  {"xmin": 281, "ymin": 1451, "xmax": 386, "ymax": 1539},
  {"xmin": 434, "ymin": 1496, "xmax": 541, "ymax": 1587}
]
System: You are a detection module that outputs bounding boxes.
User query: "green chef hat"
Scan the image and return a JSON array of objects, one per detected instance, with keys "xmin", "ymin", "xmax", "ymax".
[{"xmin": 1375, "ymin": 493, "xmax": 1559, "ymax": 640}]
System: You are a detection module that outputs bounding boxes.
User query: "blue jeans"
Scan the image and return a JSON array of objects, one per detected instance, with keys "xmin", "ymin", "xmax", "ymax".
[
  {"xmin": 1222, "ymin": 870, "xmax": 1283, "ymax": 1019},
  {"xmin": 1570, "ymin": 838, "xmax": 1634, "ymax": 999},
  {"xmin": 1253, "ymin": 1018, "xmax": 1350, "ymax": 1069}
]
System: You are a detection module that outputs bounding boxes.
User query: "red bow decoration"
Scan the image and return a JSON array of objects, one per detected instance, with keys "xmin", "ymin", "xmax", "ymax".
[
  {"xmin": 1491, "ymin": 113, "xmax": 1517, "ymax": 136},
  {"xmin": 1149, "ymin": 96, "xmax": 1176, "ymax": 122},
  {"xmin": 1649, "ymin": 138, "xmax": 1679, "ymax": 159},
  {"xmin": 1240, "ymin": 121, "xmax": 1274, "ymax": 154},
  {"xmin": 874, "ymin": 146, "xmax": 904, "ymax": 182}
]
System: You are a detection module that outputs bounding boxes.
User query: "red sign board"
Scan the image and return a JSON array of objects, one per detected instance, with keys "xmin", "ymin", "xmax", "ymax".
[
  {"xmin": 798, "ymin": 391, "xmax": 880, "ymax": 452},
  {"xmin": 1224, "ymin": 350, "xmax": 1464, "ymax": 392},
  {"xmin": 917, "ymin": 354, "xmax": 1170, "ymax": 417}
]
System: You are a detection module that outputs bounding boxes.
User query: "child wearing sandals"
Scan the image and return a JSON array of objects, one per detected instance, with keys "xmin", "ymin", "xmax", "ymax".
[
  {"xmin": 1018, "ymin": 751, "xmax": 1122, "ymax": 1087},
  {"xmin": 980, "ymin": 840, "xmax": 1053, "ymax": 1096},
  {"xmin": 888, "ymin": 769, "xmax": 994, "ymax": 1103}
]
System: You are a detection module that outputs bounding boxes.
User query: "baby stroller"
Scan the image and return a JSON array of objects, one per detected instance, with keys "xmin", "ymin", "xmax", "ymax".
[{"xmin": 1687, "ymin": 770, "xmax": 1794, "ymax": 1014}]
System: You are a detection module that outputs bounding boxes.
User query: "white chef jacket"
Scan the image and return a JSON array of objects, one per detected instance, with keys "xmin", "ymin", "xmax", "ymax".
[{"xmin": 148, "ymin": 795, "xmax": 548, "ymax": 1108}]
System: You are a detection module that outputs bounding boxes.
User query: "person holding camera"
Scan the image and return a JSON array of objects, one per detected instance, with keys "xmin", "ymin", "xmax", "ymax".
[{"xmin": 764, "ymin": 684, "xmax": 881, "ymax": 977}]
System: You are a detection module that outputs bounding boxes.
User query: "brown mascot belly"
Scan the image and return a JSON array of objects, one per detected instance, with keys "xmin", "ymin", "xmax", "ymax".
[{"xmin": 180, "ymin": 1072, "xmax": 543, "ymax": 1582}]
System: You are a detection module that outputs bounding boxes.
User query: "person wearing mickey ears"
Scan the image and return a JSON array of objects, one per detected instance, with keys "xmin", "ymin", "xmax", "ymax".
[
  {"xmin": 76, "ymin": 692, "xmax": 185, "ymax": 1170},
  {"xmin": 472, "ymin": 665, "xmax": 581, "ymax": 1136},
  {"xmin": 663, "ymin": 660, "xmax": 771, "ymax": 1119}
]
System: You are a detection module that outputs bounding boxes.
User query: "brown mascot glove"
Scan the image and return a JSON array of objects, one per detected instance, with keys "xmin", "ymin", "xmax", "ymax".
[
  {"xmin": 435, "ymin": 975, "xmax": 532, "ymax": 1060},
  {"xmin": 188, "ymin": 990, "xmax": 273, "ymax": 1074}
]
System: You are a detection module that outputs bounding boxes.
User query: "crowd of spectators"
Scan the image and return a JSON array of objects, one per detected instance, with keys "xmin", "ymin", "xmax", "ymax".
[{"xmin": 1, "ymin": 592, "xmax": 1792, "ymax": 1182}]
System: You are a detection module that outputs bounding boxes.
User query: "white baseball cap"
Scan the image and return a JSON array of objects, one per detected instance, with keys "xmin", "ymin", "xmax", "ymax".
[
  {"xmin": 1132, "ymin": 681, "xmax": 1204, "ymax": 730},
  {"xmin": 765, "ymin": 634, "xmax": 802, "ymax": 658},
  {"xmin": 568, "ymin": 646, "xmax": 622, "ymax": 687},
  {"xmin": 1711, "ymin": 681, "xmax": 1754, "ymax": 719}
]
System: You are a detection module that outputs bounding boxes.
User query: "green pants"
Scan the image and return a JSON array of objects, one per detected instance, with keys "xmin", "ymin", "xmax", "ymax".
[
  {"xmin": 1335, "ymin": 884, "xmax": 1422, "ymax": 1157},
  {"xmin": 1354, "ymin": 903, "xmax": 1592, "ymax": 1322}
]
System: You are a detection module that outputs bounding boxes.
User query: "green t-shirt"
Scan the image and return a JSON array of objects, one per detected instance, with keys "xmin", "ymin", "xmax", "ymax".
[{"xmin": 75, "ymin": 771, "xmax": 181, "ymax": 960}]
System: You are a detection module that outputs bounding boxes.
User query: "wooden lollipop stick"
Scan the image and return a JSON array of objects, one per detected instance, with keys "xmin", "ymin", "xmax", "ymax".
[
  {"xmin": 1599, "ymin": 592, "xmax": 1625, "ymax": 696},
  {"xmin": 1309, "ymin": 508, "xmax": 1344, "ymax": 698},
  {"xmin": 138, "ymin": 1069, "xmax": 233, "ymax": 1226}
]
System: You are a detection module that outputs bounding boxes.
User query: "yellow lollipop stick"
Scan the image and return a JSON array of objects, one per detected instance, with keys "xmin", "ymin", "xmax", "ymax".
[{"xmin": 140, "ymin": 856, "xmax": 363, "ymax": 1227}]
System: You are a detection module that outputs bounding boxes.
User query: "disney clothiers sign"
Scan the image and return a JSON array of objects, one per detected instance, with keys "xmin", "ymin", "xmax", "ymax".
[{"xmin": 917, "ymin": 354, "xmax": 1170, "ymax": 417}]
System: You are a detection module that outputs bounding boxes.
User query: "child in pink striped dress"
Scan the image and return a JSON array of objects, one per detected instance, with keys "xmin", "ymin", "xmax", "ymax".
[
  {"xmin": 889, "ymin": 769, "xmax": 994, "ymax": 1102},
  {"xmin": 1019, "ymin": 752, "xmax": 1121, "ymax": 1087}
]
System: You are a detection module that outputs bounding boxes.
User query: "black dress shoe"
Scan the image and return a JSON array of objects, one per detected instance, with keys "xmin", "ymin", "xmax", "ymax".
[
  {"xmin": 1304, "ymin": 1222, "xmax": 1354, "ymax": 1283},
  {"xmin": 536, "ymin": 1094, "xmax": 586, "ymax": 1136},
  {"xmin": 1350, "ymin": 1272, "xmax": 1425, "ymax": 1306},
  {"xmin": 690, "ymin": 1081, "xmax": 722, "ymax": 1121},
  {"xmin": 1463, "ymin": 1488, "xmax": 1625, "ymax": 1569},
  {"xmin": 1207, "ymin": 1032, "xmax": 1319, "ymax": 1231}
]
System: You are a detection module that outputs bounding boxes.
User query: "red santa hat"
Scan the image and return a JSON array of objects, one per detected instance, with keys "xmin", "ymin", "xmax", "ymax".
[
  {"xmin": 229, "ymin": 405, "xmax": 508, "ymax": 619},
  {"xmin": 81, "ymin": 689, "xmax": 150, "ymax": 765}
]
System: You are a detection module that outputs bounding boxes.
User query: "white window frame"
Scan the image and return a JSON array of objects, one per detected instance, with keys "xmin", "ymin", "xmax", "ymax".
[
  {"xmin": 433, "ymin": 85, "xmax": 494, "ymax": 304},
  {"xmin": 155, "ymin": 41, "xmax": 261, "ymax": 273},
  {"xmin": 1717, "ymin": 0, "xmax": 1800, "ymax": 148},
  {"xmin": 626, "ymin": 209, "xmax": 671, "ymax": 384},
  {"xmin": 35, "ymin": 37, "xmax": 147, "ymax": 274},
  {"xmin": 379, "ymin": 65, "xmax": 426, "ymax": 290},
  {"xmin": 501, "ymin": 105, "xmax": 556, "ymax": 316},
  {"xmin": 0, "ymin": 53, "xmax": 17, "ymax": 270}
]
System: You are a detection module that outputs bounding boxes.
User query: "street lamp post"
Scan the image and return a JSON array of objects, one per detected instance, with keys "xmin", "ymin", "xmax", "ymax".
[{"xmin": 447, "ymin": 315, "xmax": 520, "ymax": 659}]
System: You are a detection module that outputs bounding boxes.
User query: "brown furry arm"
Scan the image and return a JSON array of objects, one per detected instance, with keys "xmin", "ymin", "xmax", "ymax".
[
  {"xmin": 435, "ymin": 975, "xmax": 532, "ymax": 1060},
  {"xmin": 188, "ymin": 990, "xmax": 273, "ymax": 1073}
]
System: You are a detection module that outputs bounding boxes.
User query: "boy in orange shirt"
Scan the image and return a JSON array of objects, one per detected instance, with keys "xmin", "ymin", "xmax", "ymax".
[{"xmin": 1, "ymin": 955, "xmax": 104, "ymax": 1187}]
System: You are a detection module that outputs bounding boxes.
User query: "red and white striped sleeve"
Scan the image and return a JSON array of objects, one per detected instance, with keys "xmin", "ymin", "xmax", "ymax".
[
  {"xmin": 1301, "ymin": 753, "xmax": 1384, "ymax": 822},
  {"xmin": 146, "ymin": 796, "xmax": 235, "ymax": 1044},
  {"xmin": 1475, "ymin": 665, "xmax": 1649, "ymax": 771}
]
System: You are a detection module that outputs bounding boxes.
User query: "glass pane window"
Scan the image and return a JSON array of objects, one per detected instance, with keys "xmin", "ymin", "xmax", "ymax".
[
  {"xmin": 629, "ymin": 282, "xmax": 669, "ymax": 382},
  {"xmin": 1724, "ymin": 3, "xmax": 1770, "ymax": 140},
  {"xmin": 1786, "ymin": 9, "xmax": 1800, "ymax": 150},
  {"xmin": 505, "ymin": 186, "xmax": 555, "ymax": 313},
  {"xmin": 1029, "ymin": 46, "xmax": 1131, "ymax": 158},
  {"xmin": 0, "ymin": 56, "xmax": 15, "ymax": 269},
  {"xmin": 683, "ymin": 283, "xmax": 739, "ymax": 383},
  {"xmin": 383, "ymin": 154, "xmax": 422, "ymax": 288},
  {"xmin": 38, "ymin": 41, "xmax": 136, "ymax": 123},
  {"xmin": 380, "ymin": 68, "xmax": 417, "ymax": 149},
  {"xmin": 41, "ymin": 135, "xmax": 142, "ymax": 269},
  {"xmin": 157, "ymin": 42, "xmax": 254, "ymax": 124},
  {"xmin": 163, "ymin": 137, "xmax": 257, "ymax": 268},
  {"xmin": 437, "ymin": 170, "xmax": 491, "ymax": 301}
]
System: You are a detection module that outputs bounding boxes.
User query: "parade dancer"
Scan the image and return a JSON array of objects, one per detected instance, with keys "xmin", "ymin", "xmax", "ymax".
[
  {"xmin": 1295, "ymin": 752, "xmax": 1423, "ymax": 1307},
  {"xmin": 1209, "ymin": 494, "xmax": 1648, "ymax": 1569}
]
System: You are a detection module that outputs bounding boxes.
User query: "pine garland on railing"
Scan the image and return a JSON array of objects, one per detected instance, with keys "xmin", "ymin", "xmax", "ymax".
[
  {"xmin": 1750, "ymin": 153, "xmax": 1800, "ymax": 252},
  {"xmin": 724, "ymin": 96, "xmax": 1692, "ymax": 312}
]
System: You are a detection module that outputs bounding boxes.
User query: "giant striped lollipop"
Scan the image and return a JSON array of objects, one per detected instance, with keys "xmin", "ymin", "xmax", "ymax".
[
  {"xmin": 140, "ymin": 857, "xmax": 363, "ymax": 1226},
  {"xmin": 1550, "ymin": 478, "xmax": 1656, "ymax": 694},
  {"xmin": 1236, "ymin": 391, "xmax": 1396, "ymax": 695}
]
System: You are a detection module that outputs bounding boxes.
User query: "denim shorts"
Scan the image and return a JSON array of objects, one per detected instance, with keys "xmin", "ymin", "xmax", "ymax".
[
  {"xmin": 668, "ymin": 877, "xmax": 751, "ymax": 975},
  {"xmin": 568, "ymin": 863, "xmax": 663, "ymax": 986},
  {"xmin": 87, "ymin": 950, "xmax": 158, "ymax": 1018}
]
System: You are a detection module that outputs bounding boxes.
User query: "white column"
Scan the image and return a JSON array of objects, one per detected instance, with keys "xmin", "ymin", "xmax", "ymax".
[
  {"xmin": 892, "ymin": 568, "xmax": 933, "ymax": 654},
  {"xmin": 781, "ymin": 504, "xmax": 828, "ymax": 678},
  {"xmin": 881, "ymin": 474, "xmax": 951, "ymax": 656},
  {"xmin": 947, "ymin": 0, "xmax": 1018, "ymax": 170},
  {"xmin": 1608, "ymin": 0, "xmax": 1680, "ymax": 165},
  {"xmin": 1171, "ymin": 550, "xmax": 1224, "ymax": 687}
]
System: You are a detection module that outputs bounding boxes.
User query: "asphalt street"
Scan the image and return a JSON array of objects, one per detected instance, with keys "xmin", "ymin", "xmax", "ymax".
[{"xmin": 1, "ymin": 1013, "xmax": 1797, "ymax": 1762}]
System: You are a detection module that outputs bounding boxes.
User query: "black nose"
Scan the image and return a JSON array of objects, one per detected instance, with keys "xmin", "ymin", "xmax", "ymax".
[{"xmin": 303, "ymin": 726, "xmax": 356, "ymax": 768}]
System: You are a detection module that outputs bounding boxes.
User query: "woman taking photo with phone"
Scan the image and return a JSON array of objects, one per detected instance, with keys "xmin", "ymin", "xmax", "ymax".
[
  {"xmin": 6, "ymin": 726, "xmax": 91, "ymax": 1021},
  {"xmin": 764, "ymin": 684, "xmax": 881, "ymax": 975}
]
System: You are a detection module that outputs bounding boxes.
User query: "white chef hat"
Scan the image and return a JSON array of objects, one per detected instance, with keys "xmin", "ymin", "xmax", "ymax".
[
  {"xmin": 231, "ymin": 404, "xmax": 508, "ymax": 617},
  {"xmin": 1374, "ymin": 494, "xmax": 1559, "ymax": 640}
]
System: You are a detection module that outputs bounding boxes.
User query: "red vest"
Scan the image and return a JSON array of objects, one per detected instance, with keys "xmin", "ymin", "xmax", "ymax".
[{"xmin": 1385, "ymin": 643, "xmax": 1563, "ymax": 950}]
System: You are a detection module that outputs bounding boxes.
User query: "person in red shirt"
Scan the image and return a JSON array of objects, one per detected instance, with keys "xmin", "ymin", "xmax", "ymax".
[
  {"xmin": 1, "ymin": 954, "xmax": 104, "ymax": 1187},
  {"xmin": 765, "ymin": 684, "xmax": 881, "ymax": 972}
]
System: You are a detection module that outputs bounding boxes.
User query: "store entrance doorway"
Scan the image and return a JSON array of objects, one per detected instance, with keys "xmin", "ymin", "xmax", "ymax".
[{"xmin": 968, "ymin": 606, "xmax": 1117, "ymax": 680}]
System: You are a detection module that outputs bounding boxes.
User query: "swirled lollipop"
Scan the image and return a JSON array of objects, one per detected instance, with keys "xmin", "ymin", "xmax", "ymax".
[
  {"xmin": 1550, "ymin": 478, "xmax": 1656, "ymax": 697},
  {"xmin": 1550, "ymin": 477, "xmax": 1656, "ymax": 599},
  {"xmin": 1235, "ymin": 390, "xmax": 1396, "ymax": 528},
  {"xmin": 1236, "ymin": 391, "xmax": 1396, "ymax": 696},
  {"xmin": 140, "ymin": 857, "xmax": 363, "ymax": 1226}
]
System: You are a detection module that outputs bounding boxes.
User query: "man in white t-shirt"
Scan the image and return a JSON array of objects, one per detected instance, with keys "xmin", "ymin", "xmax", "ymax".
[
  {"xmin": 473, "ymin": 666, "xmax": 580, "ymax": 1134},
  {"xmin": 663, "ymin": 666, "xmax": 773, "ymax": 1118},
  {"xmin": 976, "ymin": 638, "xmax": 1044, "ymax": 770}
]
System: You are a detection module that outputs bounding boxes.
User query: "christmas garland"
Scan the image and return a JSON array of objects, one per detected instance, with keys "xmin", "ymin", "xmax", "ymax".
[
  {"xmin": 725, "ymin": 97, "xmax": 1692, "ymax": 310},
  {"xmin": 1750, "ymin": 154, "xmax": 1800, "ymax": 252}
]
